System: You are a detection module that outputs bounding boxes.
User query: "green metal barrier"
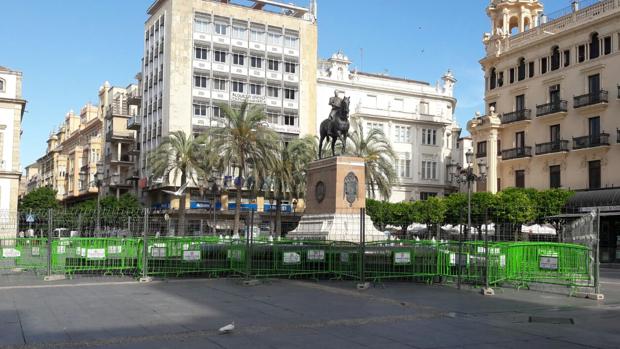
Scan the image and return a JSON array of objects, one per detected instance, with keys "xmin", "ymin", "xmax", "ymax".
[
  {"xmin": 51, "ymin": 238, "xmax": 140, "ymax": 275},
  {"xmin": 364, "ymin": 240, "xmax": 440, "ymax": 282},
  {"xmin": 0, "ymin": 238, "xmax": 48, "ymax": 272},
  {"xmin": 436, "ymin": 241, "xmax": 508, "ymax": 286}
]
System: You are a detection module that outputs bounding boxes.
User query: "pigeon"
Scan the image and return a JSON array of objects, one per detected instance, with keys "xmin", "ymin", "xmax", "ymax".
[
  {"xmin": 162, "ymin": 181, "xmax": 189, "ymax": 197},
  {"xmin": 219, "ymin": 321, "xmax": 235, "ymax": 334}
]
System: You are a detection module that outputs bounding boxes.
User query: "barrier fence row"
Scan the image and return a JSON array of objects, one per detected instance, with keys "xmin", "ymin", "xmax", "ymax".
[{"xmin": 0, "ymin": 237, "xmax": 593, "ymax": 291}]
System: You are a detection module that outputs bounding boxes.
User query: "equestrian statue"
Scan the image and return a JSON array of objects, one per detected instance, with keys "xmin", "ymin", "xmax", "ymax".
[{"xmin": 319, "ymin": 91, "xmax": 350, "ymax": 159}]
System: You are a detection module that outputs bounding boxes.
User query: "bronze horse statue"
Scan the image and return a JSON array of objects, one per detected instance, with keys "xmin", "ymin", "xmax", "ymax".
[{"xmin": 318, "ymin": 96, "xmax": 350, "ymax": 159}]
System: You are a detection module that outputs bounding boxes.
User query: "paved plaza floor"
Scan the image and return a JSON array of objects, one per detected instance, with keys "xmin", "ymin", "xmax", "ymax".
[{"xmin": 0, "ymin": 269, "xmax": 619, "ymax": 349}]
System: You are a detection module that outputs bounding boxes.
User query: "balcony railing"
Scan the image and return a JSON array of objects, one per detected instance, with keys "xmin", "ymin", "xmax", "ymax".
[
  {"xmin": 501, "ymin": 146, "xmax": 532, "ymax": 160},
  {"xmin": 535, "ymin": 140, "xmax": 569, "ymax": 155},
  {"xmin": 573, "ymin": 133, "xmax": 610, "ymax": 149},
  {"xmin": 536, "ymin": 100, "xmax": 568, "ymax": 117},
  {"xmin": 573, "ymin": 90, "xmax": 608, "ymax": 108},
  {"xmin": 501, "ymin": 109, "xmax": 531, "ymax": 124},
  {"xmin": 127, "ymin": 116, "xmax": 141, "ymax": 130},
  {"xmin": 476, "ymin": 151, "xmax": 487, "ymax": 158}
]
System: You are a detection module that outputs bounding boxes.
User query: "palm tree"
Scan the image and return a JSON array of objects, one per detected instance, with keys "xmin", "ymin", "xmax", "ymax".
[
  {"xmin": 206, "ymin": 102, "xmax": 279, "ymax": 235},
  {"xmin": 148, "ymin": 130, "xmax": 201, "ymax": 235},
  {"xmin": 347, "ymin": 120, "xmax": 397, "ymax": 200},
  {"xmin": 270, "ymin": 135, "xmax": 317, "ymax": 236}
]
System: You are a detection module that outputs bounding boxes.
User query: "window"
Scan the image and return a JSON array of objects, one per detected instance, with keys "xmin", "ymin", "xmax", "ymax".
[
  {"xmin": 266, "ymin": 111, "xmax": 280, "ymax": 124},
  {"xmin": 419, "ymin": 101, "xmax": 430, "ymax": 114},
  {"xmin": 392, "ymin": 98, "xmax": 404, "ymax": 111},
  {"xmin": 578, "ymin": 44, "xmax": 586, "ymax": 62},
  {"xmin": 509, "ymin": 68, "xmax": 515, "ymax": 83},
  {"xmin": 284, "ymin": 62, "xmax": 296, "ymax": 74},
  {"xmin": 563, "ymin": 49, "xmax": 570, "ymax": 67},
  {"xmin": 212, "ymin": 79, "xmax": 226, "ymax": 91},
  {"xmin": 517, "ymin": 58, "xmax": 526, "ymax": 81},
  {"xmin": 488, "ymin": 102, "xmax": 497, "ymax": 114},
  {"xmin": 250, "ymin": 56, "xmax": 262, "ymax": 68},
  {"xmin": 588, "ymin": 116, "xmax": 600, "ymax": 138},
  {"xmin": 232, "ymin": 53, "xmax": 245, "ymax": 66},
  {"xmin": 550, "ymin": 124, "xmax": 560, "ymax": 143},
  {"xmin": 515, "ymin": 94, "xmax": 525, "ymax": 111},
  {"xmin": 214, "ymin": 22, "xmax": 228, "ymax": 36},
  {"xmin": 541, "ymin": 57, "xmax": 548, "ymax": 74},
  {"xmin": 528, "ymin": 62, "xmax": 535, "ymax": 78},
  {"xmin": 283, "ymin": 113, "xmax": 297, "ymax": 126},
  {"xmin": 498, "ymin": 72, "xmax": 504, "ymax": 87},
  {"xmin": 589, "ymin": 32, "xmax": 599, "ymax": 59},
  {"xmin": 232, "ymin": 81, "xmax": 244, "ymax": 93},
  {"xmin": 420, "ymin": 192, "xmax": 437, "ymax": 201},
  {"xmin": 516, "ymin": 131, "xmax": 525, "ymax": 149},
  {"xmin": 515, "ymin": 170, "xmax": 525, "ymax": 188},
  {"xmin": 195, "ymin": 47, "xmax": 209, "ymax": 60},
  {"xmin": 214, "ymin": 51, "xmax": 226, "ymax": 63},
  {"xmin": 549, "ymin": 84, "xmax": 560, "ymax": 105},
  {"xmin": 489, "ymin": 68, "xmax": 497, "ymax": 90},
  {"xmin": 194, "ymin": 17, "xmax": 210, "ymax": 33},
  {"xmin": 249, "ymin": 84, "xmax": 262, "ymax": 95},
  {"xmin": 421, "ymin": 161, "xmax": 437, "ymax": 180},
  {"xmin": 193, "ymin": 103, "xmax": 208, "ymax": 117},
  {"xmin": 213, "ymin": 106, "xmax": 223, "ymax": 118},
  {"xmin": 232, "ymin": 26, "xmax": 246, "ymax": 40},
  {"xmin": 267, "ymin": 86, "xmax": 279, "ymax": 98},
  {"xmin": 284, "ymin": 88, "xmax": 296, "ymax": 100},
  {"xmin": 394, "ymin": 125, "xmax": 410, "ymax": 143},
  {"xmin": 284, "ymin": 35, "xmax": 298, "ymax": 48},
  {"xmin": 476, "ymin": 141, "xmax": 487, "ymax": 157},
  {"xmin": 194, "ymin": 75, "xmax": 208, "ymax": 88},
  {"xmin": 550, "ymin": 46, "xmax": 560, "ymax": 71},
  {"xmin": 588, "ymin": 74, "xmax": 600, "ymax": 94},
  {"xmin": 603, "ymin": 36, "xmax": 612, "ymax": 55},
  {"xmin": 588, "ymin": 160, "xmax": 601, "ymax": 189},
  {"xmin": 366, "ymin": 122, "xmax": 383, "ymax": 132},
  {"xmin": 549, "ymin": 165, "xmax": 561, "ymax": 188},
  {"xmin": 422, "ymin": 129, "xmax": 437, "ymax": 145},
  {"xmin": 267, "ymin": 59, "xmax": 280, "ymax": 71},
  {"xmin": 268, "ymin": 32, "xmax": 282, "ymax": 45},
  {"xmin": 0, "ymin": 79, "xmax": 4, "ymax": 92},
  {"xmin": 397, "ymin": 154, "xmax": 411, "ymax": 178},
  {"xmin": 250, "ymin": 29, "xmax": 264, "ymax": 42}
]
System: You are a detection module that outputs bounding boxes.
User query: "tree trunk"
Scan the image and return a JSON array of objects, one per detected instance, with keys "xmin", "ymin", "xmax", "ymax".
[
  {"xmin": 232, "ymin": 166, "xmax": 243, "ymax": 236},
  {"xmin": 178, "ymin": 173, "xmax": 187, "ymax": 236},
  {"xmin": 275, "ymin": 197, "xmax": 282, "ymax": 237}
]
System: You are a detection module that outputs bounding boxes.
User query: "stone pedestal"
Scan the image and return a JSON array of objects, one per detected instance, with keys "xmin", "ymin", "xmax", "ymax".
[{"xmin": 288, "ymin": 156, "xmax": 385, "ymax": 242}]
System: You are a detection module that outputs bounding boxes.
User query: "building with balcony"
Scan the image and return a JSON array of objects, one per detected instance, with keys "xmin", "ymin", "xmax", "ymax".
[
  {"xmin": 140, "ymin": 0, "xmax": 318, "ymax": 209},
  {"xmin": 0, "ymin": 66, "xmax": 26, "ymax": 237},
  {"xmin": 469, "ymin": 0, "xmax": 620, "ymax": 262},
  {"xmin": 317, "ymin": 51, "xmax": 460, "ymax": 202}
]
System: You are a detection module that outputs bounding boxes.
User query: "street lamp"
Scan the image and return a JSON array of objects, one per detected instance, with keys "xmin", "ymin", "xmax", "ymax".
[{"xmin": 95, "ymin": 165, "xmax": 104, "ymax": 235}]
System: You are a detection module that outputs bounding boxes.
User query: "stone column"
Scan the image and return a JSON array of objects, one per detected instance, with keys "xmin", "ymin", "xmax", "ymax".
[{"xmin": 487, "ymin": 129, "xmax": 499, "ymax": 193}]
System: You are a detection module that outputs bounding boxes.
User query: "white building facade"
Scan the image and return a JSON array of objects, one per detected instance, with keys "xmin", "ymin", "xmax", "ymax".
[
  {"xmin": 0, "ymin": 66, "xmax": 26, "ymax": 237},
  {"xmin": 317, "ymin": 52, "xmax": 460, "ymax": 202}
]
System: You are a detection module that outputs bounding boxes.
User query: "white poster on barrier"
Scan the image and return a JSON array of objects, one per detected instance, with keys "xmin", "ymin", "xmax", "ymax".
[
  {"xmin": 307, "ymin": 250, "xmax": 325, "ymax": 261},
  {"xmin": 2, "ymin": 248, "xmax": 20, "ymax": 258},
  {"xmin": 81, "ymin": 248, "xmax": 87, "ymax": 257},
  {"xmin": 31, "ymin": 247, "xmax": 40, "ymax": 257},
  {"xmin": 108, "ymin": 246, "xmax": 122, "ymax": 254},
  {"xmin": 540, "ymin": 256, "xmax": 558, "ymax": 270},
  {"xmin": 183, "ymin": 250, "xmax": 201, "ymax": 261},
  {"xmin": 394, "ymin": 252, "xmax": 411, "ymax": 265},
  {"xmin": 57, "ymin": 246, "xmax": 65, "ymax": 254},
  {"xmin": 283, "ymin": 252, "xmax": 301, "ymax": 264},
  {"xmin": 75, "ymin": 247, "xmax": 81, "ymax": 256},
  {"xmin": 151, "ymin": 247, "xmax": 166, "ymax": 258},
  {"xmin": 340, "ymin": 252, "xmax": 349, "ymax": 263},
  {"xmin": 87, "ymin": 249, "xmax": 106, "ymax": 260}
]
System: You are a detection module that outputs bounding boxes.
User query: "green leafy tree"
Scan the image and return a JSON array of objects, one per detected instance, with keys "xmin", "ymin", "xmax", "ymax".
[
  {"xmin": 366, "ymin": 199, "xmax": 392, "ymax": 231},
  {"xmin": 19, "ymin": 187, "xmax": 60, "ymax": 211},
  {"xmin": 148, "ymin": 130, "xmax": 202, "ymax": 235},
  {"xmin": 346, "ymin": 120, "xmax": 397, "ymax": 200},
  {"xmin": 496, "ymin": 188, "xmax": 537, "ymax": 240},
  {"xmin": 207, "ymin": 102, "xmax": 279, "ymax": 235},
  {"xmin": 443, "ymin": 193, "xmax": 467, "ymax": 224},
  {"xmin": 417, "ymin": 197, "xmax": 446, "ymax": 237},
  {"xmin": 534, "ymin": 188, "xmax": 574, "ymax": 220},
  {"xmin": 387, "ymin": 202, "xmax": 420, "ymax": 236}
]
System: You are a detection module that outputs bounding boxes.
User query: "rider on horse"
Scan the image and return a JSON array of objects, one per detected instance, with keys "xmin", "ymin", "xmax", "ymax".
[{"xmin": 328, "ymin": 90, "xmax": 342, "ymax": 122}]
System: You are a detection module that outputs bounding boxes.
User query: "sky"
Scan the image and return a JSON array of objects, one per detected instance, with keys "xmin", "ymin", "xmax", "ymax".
[{"xmin": 0, "ymin": 0, "xmax": 570, "ymax": 168}]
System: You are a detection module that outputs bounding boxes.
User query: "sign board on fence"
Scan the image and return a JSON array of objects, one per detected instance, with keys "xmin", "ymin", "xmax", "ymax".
[
  {"xmin": 31, "ymin": 247, "xmax": 40, "ymax": 256},
  {"xmin": 539, "ymin": 256, "xmax": 558, "ymax": 270},
  {"xmin": 75, "ymin": 247, "xmax": 81, "ymax": 256},
  {"xmin": 151, "ymin": 247, "xmax": 166, "ymax": 258},
  {"xmin": 183, "ymin": 244, "xmax": 189, "ymax": 251},
  {"xmin": 57, "ymin": 246, "xmax": 65, "ymax": 254},
  {"xmin": 477, "ymin": 246, "xmax": 501, "ymax": 255},
  {"xmin": 227, "ymin": 249, "xmax": 243, "ymax": 261},
  {"xmin": 2, "ymin": 248, "xmax": 20, "ymax": 258},
  {"xmin": 449, "ymin": 253, "xmax": 468, "ymax": 266},
  {"xmin": 394, "ymin": 251, "xmax": 411, "ymax": 265},
  {"xmin": 26, "ymin": 214, "xmax": 35, "ymax": 223},
  {"xmin": 81, "ymin": 248, "xmax": 87, "ymax": 257},
  {"xmin": 307, "ymin": 250, "xmax": 325, "ymax": 261},
  {"xmin": 499, "ymin": 255, "xmax": 506, "ymax": 267},
  {"xmin": 108, "ymin": 246, "xmax": 122, "ymax": 254},
  {"xmin": 340, "ymin": 252, "xmax": 349, "ymax": 263},
  {"xmin": 183, "ymin": 250, "xmax": 201, "ymax": 261},
  {"xmin": 283, "ymin": 252, "xmax": 301, "ymax": 264},
  {"xmin": 87, "ymin": 249, "xmax": 106, "ymax": 260}
]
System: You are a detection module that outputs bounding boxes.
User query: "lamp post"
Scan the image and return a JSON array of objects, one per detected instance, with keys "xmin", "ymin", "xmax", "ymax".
[
  {"xmin": 208, "ymin": 175, "xmax": 221, "ymax": 235},
  {"xmin": 448, "ymin": 150, "xmax": 487, "ymax": 291},
  {"xmin": 95, "ymin": 166, "xmax": 104, "ymax": 235}
]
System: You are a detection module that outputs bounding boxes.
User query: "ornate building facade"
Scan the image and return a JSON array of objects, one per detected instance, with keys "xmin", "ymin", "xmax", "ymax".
[{"xmin": 317, "ymin": 52, "xmax": 461, "ymax": 202}]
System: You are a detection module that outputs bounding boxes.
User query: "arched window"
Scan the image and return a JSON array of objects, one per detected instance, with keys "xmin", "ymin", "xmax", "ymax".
[
  {"xmin": 524, "ymin": 17, "xmax": 531, "ymax": 31},
  {"xmin": 489, "ymin": 68, "xmax": 497, "ymax": 90},
  {"xmin": 509, "ymin": 16, "xmax": 519, "ymax": 35},
  {"xmin": 517, "ymin": 58, "xmax": 526, "ymax": 81},
  {"xmin": 0, "ymin": 78, "xmax": 4, "ymax": 92},
  {"xmin": 589, "ymin": 32, "xmax": 599, "ymax": 59},
  {"xmin": 550, "ymin": 46, "xmax": 560, "ymax": 71}
]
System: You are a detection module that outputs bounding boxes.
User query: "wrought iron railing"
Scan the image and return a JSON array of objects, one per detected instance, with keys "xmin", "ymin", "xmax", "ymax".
[
  {"xmin": 501, "ymin": 147, "xmax": 532, "ymax": 160},
  {"xmin": 573, "ymin": 90, "xmax": 608, "ymax": 108},
  {"xmin": 501, "ymin": 109, "xmax": 531, "ymax": 124},
  {"xmin": 476, "ymin": 151, "xmax": 487, "ymax": 158},
  {"xmin": 573, "ymin": 133, "xmax": 610, "ymax": 149},
  {"xmin": 536, "ymin": 100, "xmax": 568, "ymax": 117},
  {"xmin": 535, "ymin": 140, "xmax": 569, "ymax": 155}
]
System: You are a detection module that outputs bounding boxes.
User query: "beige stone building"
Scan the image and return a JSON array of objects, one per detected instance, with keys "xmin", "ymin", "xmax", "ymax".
[
  {"xmin": 469, "ymin": 0, "xmax": 620, "ymax": 261},
  {"xmin": 140, "ymin": 0, "xmax": 318, "ymax": 209},
  {"xmin": 0, "ymin": 66, "xmax": 26, "ymax": 237}
]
